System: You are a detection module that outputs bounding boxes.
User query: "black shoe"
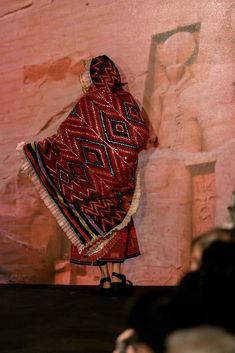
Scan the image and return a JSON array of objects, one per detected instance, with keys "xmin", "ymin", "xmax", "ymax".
[
  {"xmin": 99, "ymin": 276, "xmax": 112, "ymax": 296},
  {"xmin": 111, "ymin": 272, "xmax": 133, "ymax": 296}
]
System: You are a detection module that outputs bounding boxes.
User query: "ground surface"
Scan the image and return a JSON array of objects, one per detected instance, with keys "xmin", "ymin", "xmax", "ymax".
[{"xmin": 0, "ymin": 285, "xmax": 175, "ymax": 353}]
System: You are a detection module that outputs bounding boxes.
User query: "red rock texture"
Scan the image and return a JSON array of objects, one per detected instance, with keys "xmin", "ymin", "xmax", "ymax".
[{"xmin": 0, "ymin": 0, "xmax": 235, "ymax": 285}]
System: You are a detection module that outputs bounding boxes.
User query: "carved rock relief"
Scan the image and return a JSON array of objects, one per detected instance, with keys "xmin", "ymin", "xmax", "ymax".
[
  {"xmin": 146, "ymin": 23, "xmax": 202, "ymax": 153},
  {"xmin": 199, "ymin": 66, "xmax": 235, "ymax": 151},
  {"xmin": 23, "ymin": 56, "xmax": 85, "ymax": 84},
  {"xmin": 188, "ymin": 162, "xmax": 216, "ymax": 236}
]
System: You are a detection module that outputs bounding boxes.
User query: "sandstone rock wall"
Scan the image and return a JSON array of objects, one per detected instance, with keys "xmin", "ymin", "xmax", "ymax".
[{"xmin": 0, "ymin": 0, "xmax": 234, "ymax": 285}]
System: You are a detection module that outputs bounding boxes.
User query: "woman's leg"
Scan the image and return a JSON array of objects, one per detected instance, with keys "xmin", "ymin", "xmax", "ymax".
[
  {"xmin": 99, "ymin": 263, "xmax": 111, "ymax": 288},
  {"xmin": 112, "ymin": 262, "xmax": 122, "ymax": 283}
]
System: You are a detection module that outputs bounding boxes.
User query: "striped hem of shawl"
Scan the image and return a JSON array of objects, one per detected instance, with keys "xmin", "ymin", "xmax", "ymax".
[
  {"xmin": 17, "ymin": 143, "xmax": 141, "ymax": 261},
  {"xmin": 74, "ymin": 173, "xmax": 141, "ymax": 261}
]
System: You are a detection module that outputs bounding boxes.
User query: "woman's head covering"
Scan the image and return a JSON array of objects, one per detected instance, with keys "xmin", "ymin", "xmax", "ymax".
[{"xmin": 90, "ymin": 55, "xmax": 124, "ymax": 92}]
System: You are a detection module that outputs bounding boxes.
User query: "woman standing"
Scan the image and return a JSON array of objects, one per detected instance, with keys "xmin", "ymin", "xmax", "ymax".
[{"xmin": 19, "ymin": 55, "xmax": 149, "ymax": 295}]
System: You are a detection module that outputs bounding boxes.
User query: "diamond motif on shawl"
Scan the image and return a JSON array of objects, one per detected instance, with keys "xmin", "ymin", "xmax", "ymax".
[
  {"xmin": 100, "ymin": 111, "xmax": 136, "ymax": 149},
  {"xmin": 110, "ymin": 120, "xmax": 129, "ymax": 137},
  {"xmin": 83, "ymin": 147, "xmax": 104, "ymax": 167},
  {"xmin": 76, "ymin": 137, "xmax": 115, "ymax": 176},
  {"xmin": 68, "ymin": 162, "xmax": 89, "ymax": 182},
  {"xmin": 59, "ymin": 170, "xmax": 70, "ymax": 184}
]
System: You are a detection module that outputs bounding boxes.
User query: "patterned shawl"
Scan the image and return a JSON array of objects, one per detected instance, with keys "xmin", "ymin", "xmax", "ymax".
[{"xmin": 20, "ymin": 55, "xmax": 149, "ymax": 261}]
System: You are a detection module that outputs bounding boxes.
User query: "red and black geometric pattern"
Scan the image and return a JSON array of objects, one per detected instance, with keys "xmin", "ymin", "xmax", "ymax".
[{"xmin": 23, "ymin": 55, "xmax": 149, "ymax": 261}]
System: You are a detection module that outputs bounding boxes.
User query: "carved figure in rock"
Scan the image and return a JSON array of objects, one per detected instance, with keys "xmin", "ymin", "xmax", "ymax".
[
  {"xmin": 17, "ymin": 55, "xmax": 149, "ymax": 295},
  {"xmin": 192, "ymin": 174, "xmax": 215, "ymax": 235},
  {"xmin": 199, "ymin": 66, "xmax": 235, "ymax": 151},
  {"xmin": 150, "ymin": 31, "xmax": 202, "ymax": 152}
]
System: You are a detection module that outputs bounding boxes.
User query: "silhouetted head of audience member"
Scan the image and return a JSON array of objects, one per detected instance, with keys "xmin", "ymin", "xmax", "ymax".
[
  {"xmin": 120, "ymin": 237, "xmax": 235, "ymax": 353},
  {"xmin": 113, "ymin": 328, "xmax": 155, "ymax": 353},
  {"xmin": 174, "ymin": 239, "xmax": 235, "ymax": 332},
  {"xmin": 125, "ymin": 290, "xmax": 175, "ymax": 353},
  {"xmin": 113, "ymin": 192, "xmax": 235, "ymax": 353},
  {"xmin": 165, "ymin": 326, "xmax": 235, "ymax": 353},
  {"xmin": 190, "ymin": 226, "xmax": 235, "ymax": 271}
]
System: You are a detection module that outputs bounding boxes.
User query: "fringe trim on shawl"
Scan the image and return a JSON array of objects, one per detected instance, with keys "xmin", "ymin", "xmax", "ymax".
[
  {"xmin": 17, "ymin": 143, "xmax": 141, "ymax": 261},
  {"xmin": 18, "ymin": 145, "xmax": 84, "ymax": 251}
]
